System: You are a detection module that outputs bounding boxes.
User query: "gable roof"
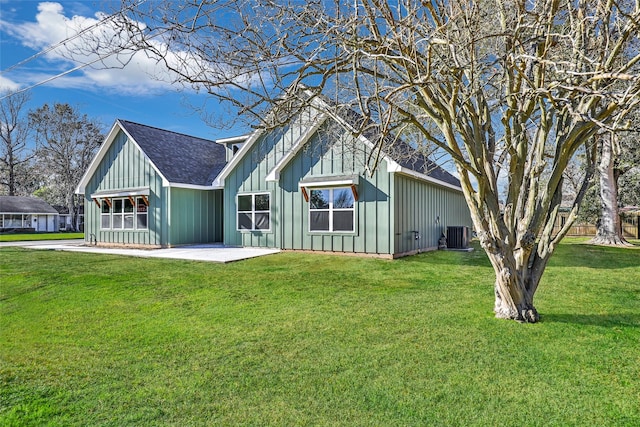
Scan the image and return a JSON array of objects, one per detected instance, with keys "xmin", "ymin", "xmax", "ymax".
[
  {"xmin": 340, "ymin": 109, "xmax": 461, "ymax": 188},
  {"xmin": 0, "ymin": 196, "xmax": 58, "ymax": 214},
  {"xmin": 118, "ymin": 120, "xmax": 227, "ymax": 187},
  {"xmin": 77, "ymin": 120, "xmax": 227, "ymax": 193},
  {"xmin": 214, "ymin": 94, "xmax": 462, "ymax": 191}
]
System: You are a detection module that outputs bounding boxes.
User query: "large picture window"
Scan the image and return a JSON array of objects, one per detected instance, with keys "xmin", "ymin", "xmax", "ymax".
[
  {"xmin": 100, "ymin": 197, "xmax": 148, "ymax": 230},
  {"xmin": 309, "ymin": 187, "xmax": 355, "ymax": 232},
  {"xmin": 237, "ymin": 193, "xmax": 270, "ymax": 231}
]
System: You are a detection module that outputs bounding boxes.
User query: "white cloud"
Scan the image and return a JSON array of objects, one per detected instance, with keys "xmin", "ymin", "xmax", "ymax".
[
  {"xmin": 0, "ymin": 75, "xmax": 21, "ymax": 92},
  {"xmin": 0, "ymin": 2, "xmax": 181, "ymax": 95}
]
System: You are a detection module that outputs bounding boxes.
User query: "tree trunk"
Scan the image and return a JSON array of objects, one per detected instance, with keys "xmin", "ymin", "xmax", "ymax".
[
  {"xmin": 477, "ymin": 232, "xmax": 542, "ymax": 323},
  {"xmin": 590, "ymin": 135, "xmax": 631, "ymax": 246},
  {"xmin": 487, "ymin": 254, "xmax": 540, "ymax": 323},
  {"xmin": 8, "ymin": 149, "xmax": 16, "ymax": 196},
  {"xmin": 67, "ymin": 192, "xmax": 77, "ymax": 232}
]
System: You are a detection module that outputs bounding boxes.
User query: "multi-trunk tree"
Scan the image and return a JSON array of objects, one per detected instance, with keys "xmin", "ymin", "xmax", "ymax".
[{"xmin": 81, "ymin": 0, "xmax": 640, "ymax": 322}]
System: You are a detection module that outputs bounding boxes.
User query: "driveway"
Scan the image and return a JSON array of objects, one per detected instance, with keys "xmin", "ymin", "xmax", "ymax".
[{"xmin": 0, "ymin": 240, "xmax": 280, "ymax": 263}]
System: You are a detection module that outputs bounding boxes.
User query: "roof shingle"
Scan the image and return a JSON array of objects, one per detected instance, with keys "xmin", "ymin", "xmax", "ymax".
[
  {"xmin": 0, "ymin": 196, "xmax": 59, "ymax": 214},
  {"xmin": 118, "ymin": 120, "xmax": 227, "ymax": 186}
]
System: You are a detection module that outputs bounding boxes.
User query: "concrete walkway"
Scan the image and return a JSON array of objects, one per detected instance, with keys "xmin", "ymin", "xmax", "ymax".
[{"xmin": 0, "ymin": 240, "xmax": 280, "ymax": 263}]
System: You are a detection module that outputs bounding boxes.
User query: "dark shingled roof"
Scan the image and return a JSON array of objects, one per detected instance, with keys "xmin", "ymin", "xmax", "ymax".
[
  {"xmin": 118, "ymin": 120, "xmax": 227, "ymax": 186},
  {"xmin": 337, "ymin": 108, "xmax": 462, "ymax": 188},
  {"xmin": 0, "ymin": 196, "xmax": 58, "ymax": 214}
]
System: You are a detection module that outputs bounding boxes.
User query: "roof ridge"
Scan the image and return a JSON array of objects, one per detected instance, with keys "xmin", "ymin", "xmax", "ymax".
[{"xmin": 117, "ymin": 119, "xmax": 217, "ymax": 143}]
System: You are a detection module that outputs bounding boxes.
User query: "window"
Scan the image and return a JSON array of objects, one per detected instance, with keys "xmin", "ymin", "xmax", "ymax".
[
  {"xmin": 309, "ymin": 187, "xmax": 355, "ymax": 232},
  {"xmin": 136, "ymin": 197, "xmax": 148, "ymax": 229},
  {"xmin": 101, "ymin": 201, "xmax": 111, "ymax": 229},
  {"xmin": 237, "ymin": 193, "xmax": 270, "ymax": 231},
  {"xmin": 100, "ymin": 197, "xmax": 148, "ymax": 230}
]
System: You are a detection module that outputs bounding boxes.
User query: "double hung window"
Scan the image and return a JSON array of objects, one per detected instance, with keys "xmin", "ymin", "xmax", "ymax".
[
  {"xmin": 309, "ymin": 187, "xmax": 355, "ymax": 232},
  {"xmin": 237, "ymin": 193, "xmax": 270, "ymax": 231}
]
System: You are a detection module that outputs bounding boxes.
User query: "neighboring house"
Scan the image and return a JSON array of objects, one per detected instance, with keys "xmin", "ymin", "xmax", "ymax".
[
  {"xmin": 77, "ymin": 101, "xmax": 472, "ymax": 257},
  {"xmin": 0, "ymin": 196, "xmax": 59, "ymax": 232},
  {"xmin": 76, "ymin": 120, "xmax": 227, "ymax": 247}
]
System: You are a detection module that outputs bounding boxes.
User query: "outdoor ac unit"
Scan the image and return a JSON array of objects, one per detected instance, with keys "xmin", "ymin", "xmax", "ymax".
[{"xmin": 447, "ymin": 226, "xmax": 469, "ymax": 249}]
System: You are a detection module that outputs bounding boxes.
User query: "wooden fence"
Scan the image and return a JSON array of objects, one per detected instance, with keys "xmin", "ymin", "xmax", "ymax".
[
  {"xmin": 622, "ymin": 214, "xmax": 639, "ymax": 239},
  {"xmin": 552, "ymin": 213, "xmax": 639, "ymax": 239}
]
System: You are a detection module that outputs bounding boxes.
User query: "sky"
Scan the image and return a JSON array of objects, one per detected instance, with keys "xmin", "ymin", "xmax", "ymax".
[{"xmin": 0, "ymin": 0, "xmax": 246, "ymax": 140}]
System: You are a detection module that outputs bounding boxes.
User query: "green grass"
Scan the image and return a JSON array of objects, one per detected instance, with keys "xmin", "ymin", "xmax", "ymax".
[
  {"xmin": 0, "ymin": 232, "xmax": 83, "ymax": 242},
  {"xmin": 1, "ymin": 239, "xmax": 639, "ymax": 426}
]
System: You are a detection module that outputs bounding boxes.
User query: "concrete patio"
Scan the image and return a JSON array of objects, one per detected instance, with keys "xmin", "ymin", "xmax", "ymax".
[{"xmin": 0, "ymin": 240, "xmax": 280, "ymax": 263}]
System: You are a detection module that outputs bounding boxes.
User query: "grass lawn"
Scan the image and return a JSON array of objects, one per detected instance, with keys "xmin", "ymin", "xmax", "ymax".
[
  {"xmin": 1, "ymin": 239, "xmax": 639, "ymax": 426},
  {"xmin": 0, "ymin": 232, "xmax": 83, "ymax": 242}
]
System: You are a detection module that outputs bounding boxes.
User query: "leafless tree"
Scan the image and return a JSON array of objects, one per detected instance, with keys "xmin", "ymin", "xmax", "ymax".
[
  {"xmin": 80, "ymin": 0, "xmax": 640, "ymax": 322},
  {"xmin": 587, "ymin": 97, "xmax": 640, "ymax": 247},
  {"xmin": 29, "ymin": 104, "xmax": 102, "ymax": 231},
  {"xmin": 0, "ymin": 92, "xmax": 34, "ymax": 196}
]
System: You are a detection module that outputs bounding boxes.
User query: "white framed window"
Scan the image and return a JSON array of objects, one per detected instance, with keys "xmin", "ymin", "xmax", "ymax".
[
  {"xmin": 101, "ymin": 200, "xmax": 111, "ymax": 229},
  {"xmin": 136, "ymin": 197, "xmax": 148, "ymax": 229},
  {"xmin": 237, "ymin": 193, "xmax": 270, "ymax": 231},
  {"xmin": 100, "ymin": 197, "xmax": 148, "ymax": 230},
  {"xmin": 309, "ymin": 187, "xmax": 355, "ymax": 232}
]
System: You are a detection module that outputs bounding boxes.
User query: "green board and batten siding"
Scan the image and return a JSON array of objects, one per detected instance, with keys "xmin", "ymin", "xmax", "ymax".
[
  {"xmin": 85, "ymin": 130, "xmax": 223, "ymax": 247},
  {"xmin": 393, "ymin": 174, "xmax": 471, "ymax": 255},
  {"xmin": 167, "ymin": 187, "xmax": 223, "ymax": 245},
  {"xmin": 85, "ymin": 130, "xmax": 164, "ymax": 246},
  {"xmin": 224, "ymin": 119, "xmax": 396, "ymax": 255}
]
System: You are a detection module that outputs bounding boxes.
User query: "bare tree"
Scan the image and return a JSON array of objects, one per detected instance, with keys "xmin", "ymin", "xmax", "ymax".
[
  {"xmin": 82, "ymin": 0, "xmax": 640, "ymax": 322},
  {"xmin": 29, "ymin": 104, "xmax": 102, "ymax": 231},
  {"xmin": 0, "ymin": 92, "xmax": 34, "ymax": 196},
  {"xmin": 590, "ymin": 126, "xmax": 640, "ymax": 246}
]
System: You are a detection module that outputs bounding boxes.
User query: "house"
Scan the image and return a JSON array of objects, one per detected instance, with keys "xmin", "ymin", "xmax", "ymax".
[
  {"xmin": 77, "ymin": 102, "xmax": 472, "ymax": 257},
  {"xmin": 0, "ymin": 196, "xmax": 59, "ymax": 232},
  {"xmin": 76, "ymin": 120, "xmax": 227, "ymax": 247}
]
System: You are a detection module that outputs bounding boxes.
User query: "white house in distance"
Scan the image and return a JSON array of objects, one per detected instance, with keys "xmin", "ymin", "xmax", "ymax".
[{"xmin": 0, "ymin": 196, "xmax": 59, "ymax": 232}]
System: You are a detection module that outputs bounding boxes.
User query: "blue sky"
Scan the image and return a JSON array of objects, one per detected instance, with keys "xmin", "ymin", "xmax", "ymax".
[{"xmin": 0, "ymin": 0, "xmax": 246, "ymax": 140}]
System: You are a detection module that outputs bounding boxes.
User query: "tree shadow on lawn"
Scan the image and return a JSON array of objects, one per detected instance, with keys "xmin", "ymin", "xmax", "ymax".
[
  {"xmin": 542, "ymin": 313, "xmax": 640, "ymax": 328},
  {"xmin": 399, "ymin": 240, "xmax": 639, "ymax": 271},
  {"xmin": 400, "ymin": 242, "xmax": 492, "ymax": 268},
  {"xmin": 547, "ymin": 242, "xmax": 640, "ymax": 269}
]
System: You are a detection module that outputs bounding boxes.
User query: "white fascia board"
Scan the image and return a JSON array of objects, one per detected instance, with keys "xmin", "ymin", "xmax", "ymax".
[
  {"xmin": 395, "ymin": 167, "xmax": 464, "ymax": 192},
  {"xmin": 165, "ymin": 182, "xmax": 219, "ymax": 191},
  {"xmin": 265, "ymin": 112, "xmax": 329, "ymax": 182},
  {"xmin": 211, "ymin": 127, "xmax": 266, "ymax": 188},
  {"xmin": 216, "ymin": 134, "xmax": 251, "ymax": 144},
  {"xmin": 298, "ymin": 177, "xmax": 358, "ymax": 188},
  {"xmin": 75, "ymin": 121, "xmax": 121, "ymax": 194},
  {"xmin": 91, "ymin": 187, "xmax": 150, "ymax": 198},
  {"xmin": 75, "ymin": 120, "xmax": 171, "ymax": 194}
]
